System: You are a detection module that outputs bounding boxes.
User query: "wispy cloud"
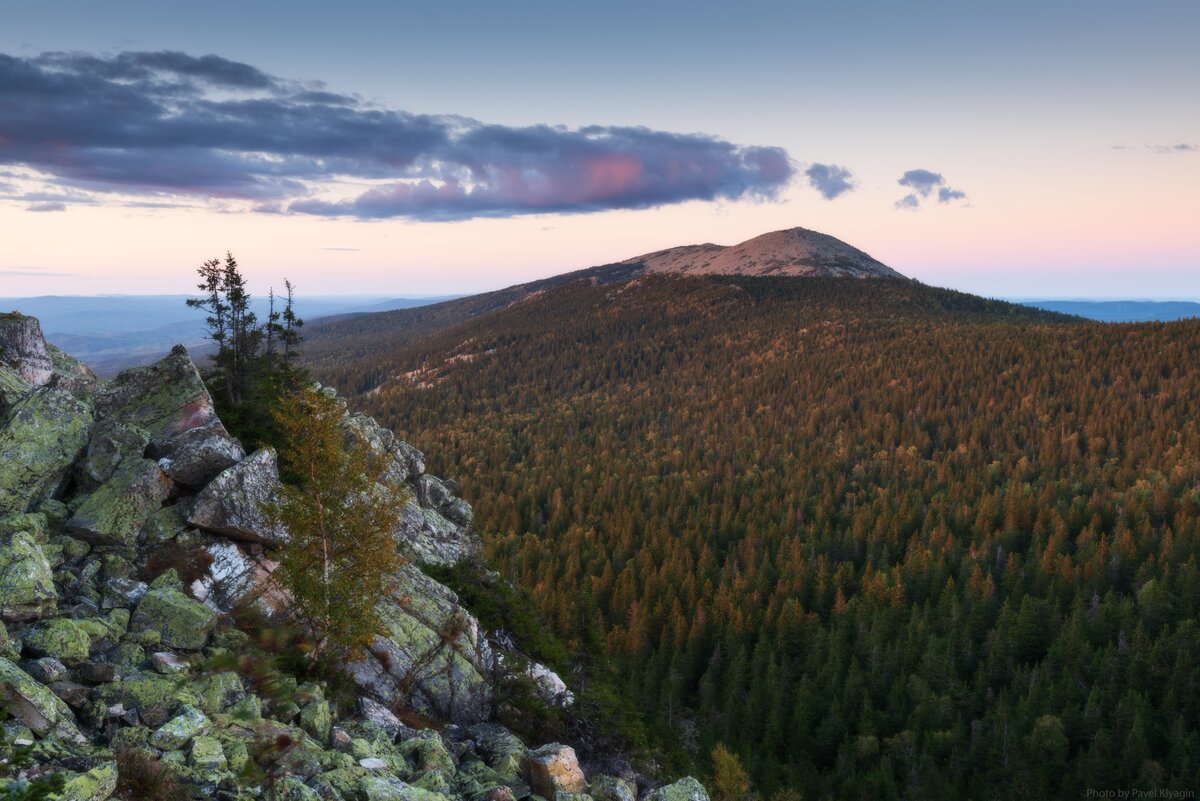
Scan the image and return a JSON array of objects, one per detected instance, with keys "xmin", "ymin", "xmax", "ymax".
[
  {"xmin": 26, "ymin": 201, "xmax": 66, "ymax": 212},
  {"xmin": 896, "ymin": 168, "xmax": 967, "ymax": 210},
  {"xmin": 804, "ymin": 163, "xmax": 855, "ymax": 200},
  {"xmin": 1113, "ymin": 143, "xmax": 1197, "ymax": 154},
  {"xmin": 0, "ymin": 267, "xmax": 81, "ymax": 277},
  {"xmin": 0, "ymin": 50, "xmax": 796, "ymax": 221}
]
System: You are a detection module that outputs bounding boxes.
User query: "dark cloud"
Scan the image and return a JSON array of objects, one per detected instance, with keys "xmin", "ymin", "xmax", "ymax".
[
  {"xmin": 804, "ymin": 163, "xmax": 855, "ymax": 200},
  {"xmin": 0, "ymin": 51, "xmax": 795, "ymax": 221},
  {"xmin": 896, "ymin": 168, "xmax": 966, "ymax": 209},
  {"xmin": 26, "ymin": 202, "xmax": 66, "ymax": 212}
]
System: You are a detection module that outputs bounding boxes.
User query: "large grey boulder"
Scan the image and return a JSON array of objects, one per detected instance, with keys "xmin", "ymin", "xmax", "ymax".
[
  {"xmin": 0, "ymin": 387, "xmax": 93, "ymax": 515},
  {"xmin": 76, "ymin": 420, "xmax": 152, "ymax": 490},
  {"xmin": 187, "ymin": 448, "xmax": 287, "ymax": 545},
  {"xmin": 149, "ymin": 417, "xmax": 245, "ymax": 489},
  {"xmin": 0, "ymin": 313, "xmax": 53, "ymax": 387},
  {"xmin": 644, "ymin": 778, "xmax": 710, "ymax": 801},
  {"xmin": 349, "ymin": 565, "xmax": 493, "ymax": 724},
  {"xmin": 131, "ymin": 586, "xmax": 218, "ymax": 650}
]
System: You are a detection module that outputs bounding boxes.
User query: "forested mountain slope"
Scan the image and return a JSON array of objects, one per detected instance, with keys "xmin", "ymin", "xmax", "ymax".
[{"xmin": 304, "ymin": 275, "xmax": 1200, "ymax": 798}]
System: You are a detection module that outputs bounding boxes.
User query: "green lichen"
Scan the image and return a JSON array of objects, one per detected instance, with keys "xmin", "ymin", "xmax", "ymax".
[
  {"xmin": 130, "ymin": 586, "xmax": 216, "ymax": 651},
  {"xmin": 0, "ymin": 388, "xmax": 93, "ymax": 516},
  {"xmin": 54, "ymin": 760, "xmax": 117, "ymax": 801},
  {"xmin": 67, "ymin": 459, "xmax": 170, "ymax": 547},
  {"xmin": 0, "ymin": 531, "xmax": 57, "ymax": 622},
  {"xmin": 643, "ymin": 778, "xmax": 710, "ymax": 801},
  {"xmin": 24, "ymin": 618, "xmax": 92, "ymax": 665}
]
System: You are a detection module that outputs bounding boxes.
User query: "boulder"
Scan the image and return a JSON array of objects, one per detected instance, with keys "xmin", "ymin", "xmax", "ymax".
[
  {"xmin": 54, "ymin": 760, "xmax": 118, "ymax": 801},
  {"xmin": 23, "ymin": 618, "xmax": 93, "ymax": 665},
  {"xmin": 67, "ymin": 458, "xmax": 172, "ymax": 547},
  {"xmin": 93, "ymin": 345, "xmax": 215, "ymax": 440},
  {"xmin": 131, "ymin": 586, "xmax": 218, "ymax": 650},
  {"xmin": 0, "ymin": 530, "xmax": 58, "ymax": 621},
  {"xmin": 44, "ymin": 343, "xmax": 99, "ymax": 395},
  {"xmin": 0, "ymin": 313, "xmax": 53, "ymax": 387},
  {"xmin": 520, "ymin": 744, "xmax": 587, "ymax": 799},
  {"xmin": 0, "ymin": 387, "xmax": 93, "ymax": 515},
  {"xmin": 362, "ymin": 777, "xmax": 451, "ymax": 801},
  {"xmin": 149, "ymin": 417, "xmax": 245, "ymax": 489},
  {"xmin": 152, "ymin": 704, "xmax": 211, "ymax": 749},
  {"xmin": 191, "ymin": 540, "xmax": 276, "ymax": 613},
  {"xmin": 0, "ymin": 656, "xmax": 87, "ymax": 743},
  {"xmin": 348, "ymin": 565, "xmax": 492, "ymax": 724},
  {"xmin": 76, "ymin": 421, "xmax": 151, "ymax": 489},
  {"xmin": 644, "ymin": 779, "xmax": 710, "ymax": 801},
  {"xmin": 187, "ymin": 448, "xmax": 288, "ymax": 545},
  {"xmin": 469, "ymin": 723, "xmax": 527, "ymax": 782},
  {"xmin": 590, "ymin": 776, "xmax": 636, "ymax": 801},
  {"xmin": 190, "ymin": 734, "xmax": 228, "ymax": 771}
]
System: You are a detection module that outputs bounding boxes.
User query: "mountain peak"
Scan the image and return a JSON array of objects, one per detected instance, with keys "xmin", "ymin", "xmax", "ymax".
[{"xmin": 622, "ymin": 226, "xmax": 904, "ymax": 279}]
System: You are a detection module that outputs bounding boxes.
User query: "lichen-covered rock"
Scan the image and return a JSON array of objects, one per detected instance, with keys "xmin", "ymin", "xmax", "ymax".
[
  {"xmin": 152, "ymin": 704, "xmax": 211, "ymax": 749},
  {"xmin": 395, "ymin": 500, "xmax": 478, "ymax": 568},
  {"xmin": 0, "ymin": 365, "xmax": 31, "ymax": 420},
  {"xmin": 93, "ymin": 345, "xmax": 215, "ymax": 439},
  {"xmin": 149, "ymin": 418, "xmax": 245, "ymax": 489},
  {"xmin": 67, "ymin": 458, "xmax": 171, "ymax": 546},
  {"xmin": 75, "ymin": 421, "xmax": 151, "ymax": 490},
  {"xmin": 24, "ymin": 618, "xmax": 93, "ymax": 665},
  {"xmin": 55, "ymin": 760, "xmax": 118, "ymax": 801},
  {"xmin": 0, "ymin": 531, "xmax": 58, "ymax": 621},
  {"xmin": 590, "ymin": 776, "xmax": 636, "ymax": 801},
  {"xmin": 0, "ymin": 387, "xmax": 93, "ymax": 515},
  {"xmin": 349, "ymin": 566, "xmax": 492, "ymax": 724},
  {"xmin": 0, "ymin": 313, "xmax": 53, "ymax": 387},
  {"xmin": 0, "ymin": 656, "xmax": 86, "ymax": 743},
  {"xmin": 44, "ymin": 343, "xmax": 99, "ymax": 396},
  {"xmin": 190, "ymin": 734, "xmax": 228, "ymax": 771},
  {"xmin": 131, "ymin": 586, "xmax": 217, "ymax": 650},
  {"xmin": 521, "ymin": 744, "xmax": 587, "ymax": 799},
  {"xmin": 644, "ymin": 778, "xmax": 709, "ymax": 801},
  {"xmin": 363, "ymin": 777, "xmax": 452, "ymax": 801},
  {"xmin": 469, "ymin": 724, "xmax": 527, "ymax": 782},
  {"xmin": 301, "ymin": 699, "xmax": 333, "ymax": 745},
  {"xmin": 187, "ymin": 448, "xmax": 288, "ymax": 545},
  {"xmin": 92, "ymin": 674, "xmax": 197, "ymax": 727}
]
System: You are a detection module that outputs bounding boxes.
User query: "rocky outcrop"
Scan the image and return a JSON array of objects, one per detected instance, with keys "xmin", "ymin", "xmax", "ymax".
[
  {"xmin": 0, "ymin": 316, "xmax": 707, "ymax": 801},
  {"xmin": 0, "ymin": 313, "xmax": 54, "ymax": 387},
  {"xmin": 350, "ymin": 565, "xmax": 493, "ymax": 724}
]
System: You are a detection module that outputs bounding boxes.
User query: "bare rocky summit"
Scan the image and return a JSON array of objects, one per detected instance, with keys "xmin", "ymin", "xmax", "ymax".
[{"xmin": 622, "ymin": 226, "xmax": 904, "ymax": 279}]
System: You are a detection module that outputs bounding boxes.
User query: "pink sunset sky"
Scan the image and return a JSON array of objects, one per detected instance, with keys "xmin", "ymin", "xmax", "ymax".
[{"xmin": 1, "ymin": 0, "xmax": 1197, "ymax": 299}]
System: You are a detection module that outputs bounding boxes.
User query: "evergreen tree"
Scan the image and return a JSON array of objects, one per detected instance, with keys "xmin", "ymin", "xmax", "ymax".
[{"xmin": 268, "ymin": 385, "xmax": 405, "ymax": 661}]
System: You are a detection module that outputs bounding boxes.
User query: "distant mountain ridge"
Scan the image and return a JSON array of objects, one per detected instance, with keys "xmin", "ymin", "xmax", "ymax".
[
  {"xmin": 304, "ymin": 225, "xmax": 905, "ymax": 365},
  {"xmin": 623, "ymin": 227, "xmax": 904, "ymax": 278},
  {"xmin": 1017, "ymin": 299, "xmax": 1200, "ymax": 322}
]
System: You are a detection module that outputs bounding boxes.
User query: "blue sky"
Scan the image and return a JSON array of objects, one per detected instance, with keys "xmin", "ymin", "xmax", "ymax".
[{"xmin": 1, "ymin": 1, "xmax": 1197, "ymax": 297}]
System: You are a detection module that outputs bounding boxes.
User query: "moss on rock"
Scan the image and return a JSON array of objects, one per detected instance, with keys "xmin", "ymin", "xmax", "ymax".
[
  {"xmin": 0, "ymin": 388, "xmax": 92, "ymax": 516},
  {"xmin": 0, "ymin": 530, "xmax": 58, "ymax": 622},
  {"xmin": 130, "ymin": 586, "xmax": 217, "ymax": 651}
]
